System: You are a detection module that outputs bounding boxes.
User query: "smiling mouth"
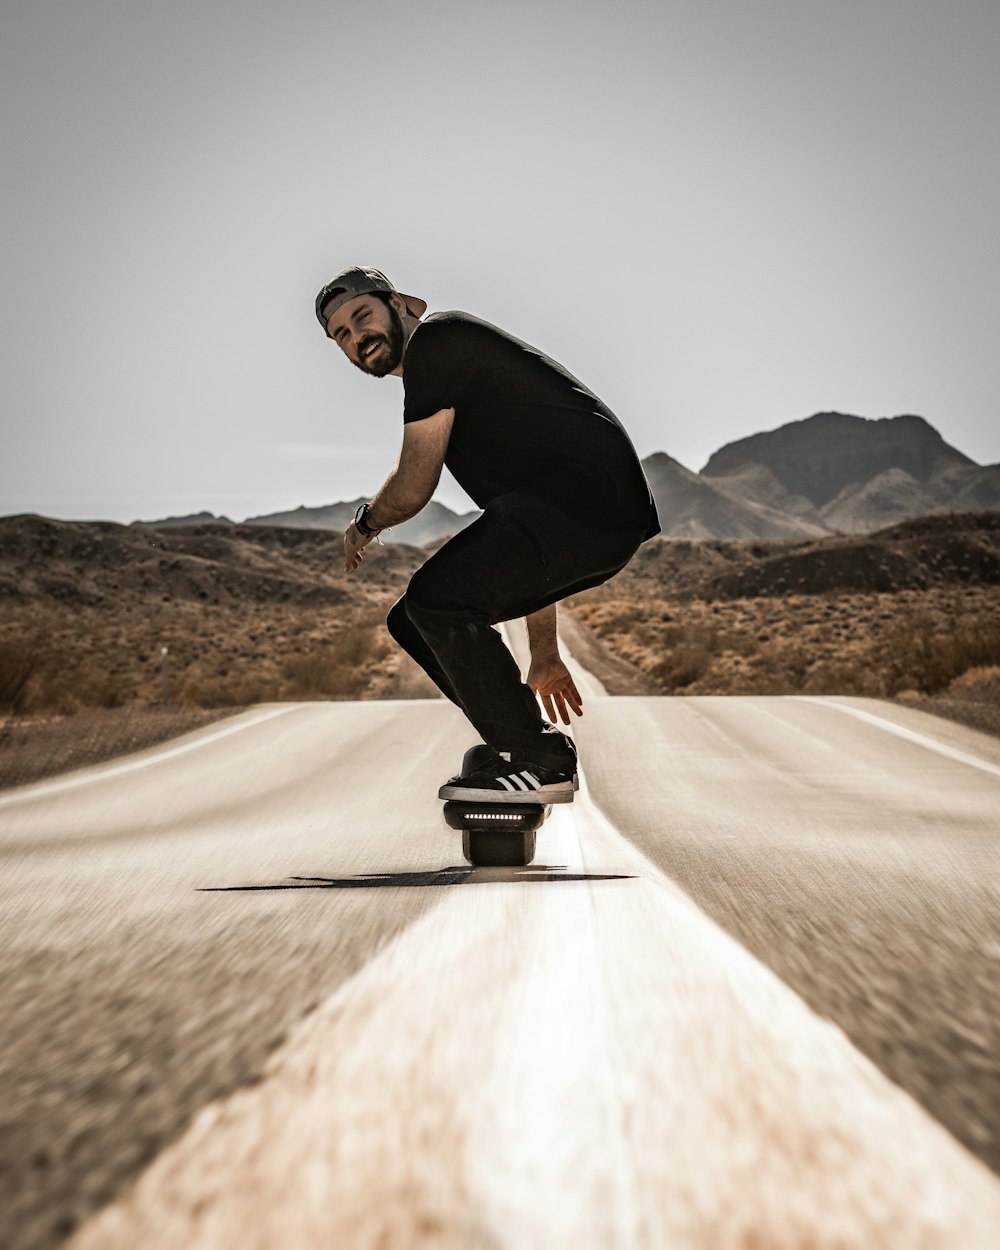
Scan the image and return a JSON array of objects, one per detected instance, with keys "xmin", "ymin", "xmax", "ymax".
[{"xmin": 361, "ymin": 338, "xmax": 385, "ymax": 362}]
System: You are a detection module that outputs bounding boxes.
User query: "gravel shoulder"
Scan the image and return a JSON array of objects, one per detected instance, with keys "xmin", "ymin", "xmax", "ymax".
[{"xmin": 0, "ymin": 707, "xmax": 244, "ymax": 793}]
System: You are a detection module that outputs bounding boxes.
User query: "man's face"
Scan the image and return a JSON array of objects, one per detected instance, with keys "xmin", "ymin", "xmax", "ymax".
[{"xmin": 325, "ymin": 293, "xmax": 405, "ymax": 378}]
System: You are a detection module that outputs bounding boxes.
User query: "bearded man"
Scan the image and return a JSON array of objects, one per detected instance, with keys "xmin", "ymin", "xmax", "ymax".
[{"xmin": 316, "ymin": 266, "xmax": 659, "ymax": 803}]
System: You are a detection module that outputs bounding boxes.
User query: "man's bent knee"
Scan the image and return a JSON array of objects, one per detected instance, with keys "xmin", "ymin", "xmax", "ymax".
[{"xmin": 386, "ymin": 595, "xmax": 414, "ymax": 649}]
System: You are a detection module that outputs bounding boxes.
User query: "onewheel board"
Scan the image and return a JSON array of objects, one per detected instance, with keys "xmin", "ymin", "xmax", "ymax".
[{"xmin": 442, "ymin": 800, "xmax": 547, "ymax": 867}]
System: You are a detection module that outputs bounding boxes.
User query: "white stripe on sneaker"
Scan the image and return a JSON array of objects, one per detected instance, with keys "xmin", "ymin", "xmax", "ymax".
[
  {"xmin": 509, "ymin": 774, "xmax": 529, "ymax": 792},
  {"xmin": 519, "ymin": 771, "xmax": 541, "ymax": 790},
  {"xmin": 498, "ymin": 776, "xmax": 516, "ymax": 792}
]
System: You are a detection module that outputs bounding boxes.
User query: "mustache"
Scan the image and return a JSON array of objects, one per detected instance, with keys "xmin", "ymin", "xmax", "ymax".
[{"xmin": 358, "ymin": 333, "xmax": 385, "ymax": 356}]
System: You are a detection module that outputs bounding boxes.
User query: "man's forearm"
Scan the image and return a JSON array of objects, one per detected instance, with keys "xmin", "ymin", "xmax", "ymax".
[
  {"xmin": 361, "ymin": 409, "xmax": 453, "ymax": 533},
  {"xmin": 366, "ymin": 466, "xmax": 430, "ymax": 530},
  {"xmin": 526, "ymin": 603, "xmax": 559, "ymax": 661}
]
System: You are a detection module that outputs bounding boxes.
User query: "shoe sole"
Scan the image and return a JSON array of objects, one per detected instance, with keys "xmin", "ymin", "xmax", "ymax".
[
  {"xmin": 438, "ymin": 782, "xmax": 575, "ymax": 804},
  {"xmin": 442, "ymin": 774, "xmax": 578, "ymax": 791}
]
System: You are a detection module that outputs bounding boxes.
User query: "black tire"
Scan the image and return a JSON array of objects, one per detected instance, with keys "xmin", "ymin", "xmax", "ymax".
[{"xmin": 463, "ymin": 828, "xmax": 537, "ymax": 868}]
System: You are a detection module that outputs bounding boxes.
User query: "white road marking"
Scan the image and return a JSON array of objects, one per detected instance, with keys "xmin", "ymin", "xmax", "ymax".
[
  {"xmin": 67, "ymin": 769, "xmax": 1000, "ymax": 1250},
  {"xmin": 798, "ymin": 696, "xmax": 1000, "ymax": 780},
  {"xmin": 0, "ymin": 704, "xmax": 306, "ymax": 810}
]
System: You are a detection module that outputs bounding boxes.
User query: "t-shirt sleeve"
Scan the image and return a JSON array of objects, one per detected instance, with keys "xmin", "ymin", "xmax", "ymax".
[{"xmin": 402, "ymin": 320, "xmax": 468, "ymax": 424}]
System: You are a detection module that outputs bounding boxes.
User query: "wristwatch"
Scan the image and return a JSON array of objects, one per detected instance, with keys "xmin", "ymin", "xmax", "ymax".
[{"xmin": 354, "ymin": 502, "xmax": 381, "ymax": 538}]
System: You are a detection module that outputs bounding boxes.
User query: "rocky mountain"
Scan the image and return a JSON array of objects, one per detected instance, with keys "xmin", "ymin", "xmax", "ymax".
[
  {"xmin": 702, "ymin": 413, "xmax": 973, "ymax": 504},
  {"xmin": 640, "ymin": 453, "xmax": 829, "ymax": 540},
  {"xmin": 694, "ymin": 412, "xmax": 1000, "ymax": 537}
]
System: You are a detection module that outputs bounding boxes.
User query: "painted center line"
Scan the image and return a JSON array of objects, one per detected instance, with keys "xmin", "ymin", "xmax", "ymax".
[{"xmin": 67, "ymin": 776, "xmax": 1000, "ymax": 1250}]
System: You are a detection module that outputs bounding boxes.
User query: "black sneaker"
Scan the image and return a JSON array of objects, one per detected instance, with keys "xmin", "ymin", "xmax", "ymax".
[
  {"xmin": 542, "ymin": 723, "xmax": 579, "ymax": 790},
  {"xmin": 446, "ymin": 733, "xmax": 578, "ymax": 791},
  {"xmin": 438, "ymin": 755, "xmax": 575, "ymax": 804}
]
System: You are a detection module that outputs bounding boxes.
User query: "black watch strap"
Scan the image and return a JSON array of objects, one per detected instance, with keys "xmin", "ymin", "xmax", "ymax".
[{"xmin": 354, "ymin": 502, "xmax": 381, "ymax": 537}]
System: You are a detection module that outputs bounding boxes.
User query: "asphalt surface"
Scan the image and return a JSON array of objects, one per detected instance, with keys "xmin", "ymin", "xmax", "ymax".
[
  {"xmin": 575, "ymin": 693, "xmax": 1000, "ymax": 1171},
  {"xmin": 1, "ymin": 669, "xmax": 999, "ymax": 1248}
]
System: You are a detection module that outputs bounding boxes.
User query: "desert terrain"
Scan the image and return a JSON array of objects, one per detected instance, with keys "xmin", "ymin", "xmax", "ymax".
[
  {"xmin": 1, "ymin": 510, "xmax": 999, "ymax": 787},
  {"xmin": 567, "ymin": 511, "xmax": 1000, "ymax": 729},
  {"xmin": 0, "ymin": 517, "xmax": 435, "ymax": 787}
]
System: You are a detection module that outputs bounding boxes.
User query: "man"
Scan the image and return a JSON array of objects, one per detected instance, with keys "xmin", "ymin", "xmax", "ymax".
[{"xmin": 316, "ymin": 266, "xmax": 659, "ymax": 804}]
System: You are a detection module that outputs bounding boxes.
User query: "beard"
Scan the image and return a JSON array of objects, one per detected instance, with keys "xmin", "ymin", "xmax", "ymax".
[{"xmin": 352, "ymin": 303, "xmax": 405, "ymax": 377}]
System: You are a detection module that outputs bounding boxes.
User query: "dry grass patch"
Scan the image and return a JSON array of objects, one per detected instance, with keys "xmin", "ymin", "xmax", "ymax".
[
  {"xmin": 899, "ymin": 665, "xmax": 1000, "ymax": 740},
  {"xmin": 0, "ymin": 605, "xmax": 406, "ymax": 714},
  {"xmin": 569, "ymin": 587, "xmax": 1000, "ymax": 703}
]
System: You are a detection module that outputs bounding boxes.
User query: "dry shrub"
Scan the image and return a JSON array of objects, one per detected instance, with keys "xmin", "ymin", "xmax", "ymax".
[
  {"xmin": 755, "ymin": 639, "xmax": 811, "ymax": 686},
  {"xmin": 1, "ymin": 644, "xmax": 128, "ymax": 716},
  {"xmin": 943, "ymin": 665, "xmax": 1000, "ymax": 705},
  {"xmin": 570, "ymin": 588, "xmax": 1000, "ymax": 702},
  {"xmin": 648, "ymin": 627, "xmax": 716, "ymax": 690},
  {"xmin": 46, "ymin": 659, "xmax": 129, "ymax": 713},
  {"xmin": 281, "ymin": 618, "xmax": 391, "ymax": 700},
  {"xmin": 0, "ymin": 603, "xmax": 404, "ymax": 713},
  {"xmin": 181, "ymin": 674, "xmax": 276, "ymax": 707},
  {"xmin": 801, "ymin": 658, "xmax": 887, "ymax": 698},
  {"xmin": 876, "ymin": 612, "xmax": 1000, "ymax": 696},
  {"xmin": 0, "ymin": 637, "xmax": 39, "ymax": 712},
  {"xmin": 579, "ymin": 601, "xmax": 646, "ymax": 639}
]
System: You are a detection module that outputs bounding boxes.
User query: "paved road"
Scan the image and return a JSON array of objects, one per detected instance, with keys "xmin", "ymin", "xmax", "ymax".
[{"xmin": 1, "ymin": 669, "xmax": 999, "ymax": 1248}]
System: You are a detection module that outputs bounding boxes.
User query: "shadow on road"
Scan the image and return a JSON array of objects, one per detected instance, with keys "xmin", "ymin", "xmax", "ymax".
[{"xmin": 201, "ymin": 866, "xmax": 635, "ymax": 891}]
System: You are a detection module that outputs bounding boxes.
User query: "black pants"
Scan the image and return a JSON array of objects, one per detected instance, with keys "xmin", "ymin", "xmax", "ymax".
[{"xmin": 386, "ymin": 491, "xmax": 645, "ymax": 770}]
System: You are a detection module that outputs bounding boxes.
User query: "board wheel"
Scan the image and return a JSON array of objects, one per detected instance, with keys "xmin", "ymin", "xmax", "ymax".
[{"xmin": 463, "ymin": 827, "xmax": 537, "ymax": 868}]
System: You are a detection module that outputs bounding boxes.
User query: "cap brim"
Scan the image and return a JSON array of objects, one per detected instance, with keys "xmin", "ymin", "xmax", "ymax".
[{"xmin": 400, "ymin": 292, "xmax": 427, "ymax": 318}]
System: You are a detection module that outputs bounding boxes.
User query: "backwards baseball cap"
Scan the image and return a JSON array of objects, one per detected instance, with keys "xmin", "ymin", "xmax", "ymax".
[{"xmin": 314, "ymin": 266, "xmax": 427, "ymax": 333}]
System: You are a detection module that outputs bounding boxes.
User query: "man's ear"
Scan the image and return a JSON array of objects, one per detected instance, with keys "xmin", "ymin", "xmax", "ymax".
[{"xmin": 389, "ymin": 291, "xmax": 408, "ymax": 317}]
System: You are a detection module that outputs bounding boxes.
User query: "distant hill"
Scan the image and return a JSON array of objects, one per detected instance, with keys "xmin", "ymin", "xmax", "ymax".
[
  {"xmin": 243, "ymin": 498, "xmax": 480, "ymax": 546},
  {"xmin": 133, "ymin": 510, "xmax": 234, "ymax": 528},
  {"xmin": 1, "ymin": 515, "xmax": 422, "ymax": 607},
  {"xmin": 9, "ymin": 511, "xmax": 995, "ymax": 613},
  {"xmin": 589, "ymin": 510, "xmax": 1000, "ymax": 601}
]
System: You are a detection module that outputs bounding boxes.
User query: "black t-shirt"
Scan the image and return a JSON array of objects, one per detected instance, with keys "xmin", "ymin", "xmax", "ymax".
[{"xmin": 402, "ymin": 311, "xmax": 660, "ymax": 538}]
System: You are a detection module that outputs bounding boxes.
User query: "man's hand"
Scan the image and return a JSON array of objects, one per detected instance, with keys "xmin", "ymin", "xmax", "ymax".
[
  {"xmin": 344, "ymin": 522, "xmax": 374, "ymax": 573},
  {"xmin": 527, "ymin": 655, "xmax": 583, "ymax": 725}
]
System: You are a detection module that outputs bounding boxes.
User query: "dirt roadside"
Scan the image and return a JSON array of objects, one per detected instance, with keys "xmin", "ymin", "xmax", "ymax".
[{"xmin": 0, "ymin": 707, "xmax": 243, "ymax": 793}]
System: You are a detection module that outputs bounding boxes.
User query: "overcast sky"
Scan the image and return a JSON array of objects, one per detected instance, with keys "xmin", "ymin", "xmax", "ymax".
[{"xmin": 2, "ymin": 0, "xmax": 998, "ymax": 523}]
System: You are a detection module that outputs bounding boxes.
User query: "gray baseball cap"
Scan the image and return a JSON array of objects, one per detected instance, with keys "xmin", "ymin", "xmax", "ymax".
[{"xmin": 315, "ymin": 266, "xmax": 427, "ymax": 333}]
